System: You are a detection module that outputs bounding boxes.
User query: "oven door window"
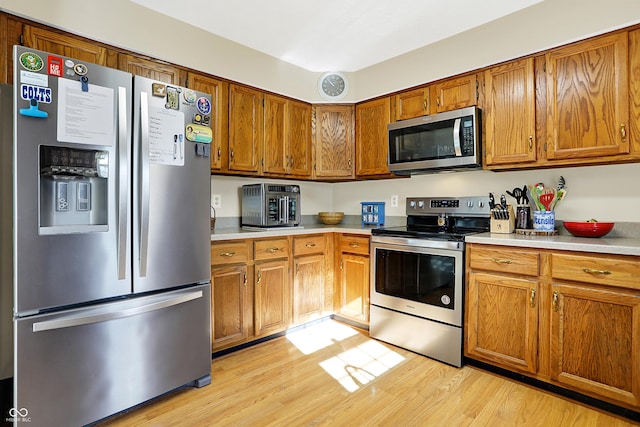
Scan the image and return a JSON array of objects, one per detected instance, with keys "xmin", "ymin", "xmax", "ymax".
[{"xmin": 375, "ymin": 248, "xmax": 456, "ymax": 309}]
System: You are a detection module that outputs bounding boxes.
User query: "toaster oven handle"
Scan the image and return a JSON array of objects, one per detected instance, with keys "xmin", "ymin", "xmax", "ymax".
[
  {"xmin": 280, "ymin": 195, "xmax": 289, "ymax": 224},
  {"xmin": 452, "ymin": 118, "xmax": 462, "ymax": 156}
]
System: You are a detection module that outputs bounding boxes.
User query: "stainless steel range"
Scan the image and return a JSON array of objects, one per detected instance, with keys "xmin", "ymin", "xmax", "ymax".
[{"xmin": 369, "ymin": 196, "xmax": 490, "ymax": 367}]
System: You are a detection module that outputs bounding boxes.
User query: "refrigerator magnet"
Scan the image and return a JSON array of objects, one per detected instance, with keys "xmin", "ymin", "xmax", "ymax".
[
  {"xmin": 185, "ymin": 124, "xmax": 212, "ymax": 143},
  {"xmin": 196, "ymin": 97, "xmax": 211, "ymax": 115},
  {"xmin": 19, "ymin": 51, "xmax": 44, "ymax": 71}
]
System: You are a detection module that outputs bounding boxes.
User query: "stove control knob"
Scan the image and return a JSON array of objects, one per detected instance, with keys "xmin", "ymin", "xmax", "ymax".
[
  {"xmin": 467, "ymin": 201, "xmax": 474, "ymax": 208},
  {"xmin": 417, "ymin": 200, "xmax": 425, "ymax": 208},
  {"xmin": 409, "ymin": 201, "xmax": 416, "ymax": 208},
  {"xmin": 478, "ymin": 201, "xmax": 485, "ymax": 208}
]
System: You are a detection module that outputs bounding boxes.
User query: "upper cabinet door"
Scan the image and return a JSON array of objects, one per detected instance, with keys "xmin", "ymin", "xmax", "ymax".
[
  {"xmin": 118, "ymin": 54, "xmax": 186, "ymax": 85},
  {"xmin": 546, "ymin": 33, "xmax": 629, "ymax": 160},
  {"xmin": 229, "ymin": 84, "xmax": 263, "ymax": 173},
  {"xmin": 287, "ymin": 100, "xmax": 312, "ymax": 177},
  {"xmin": 484, "ymin": 58, "xmax": 537, "ymax": 166},
  {"xmin": 313, "ymin": 105, "xmax": 355, "ymax": 179},
  {"xmin": 430, "ymin": 74, "xmax": 478, "ymax": 114},
  {"xmin": 187, "ymin": 72, "xmax": 229, "ymax": 171},
  {"xmin": 393, "ymin": 87, "xmax": 429, "ymax": 121},
  {"xmin": 355, "ymin": 97, "xmax": 391, "ymax": 177},
  {"xmin": 21, "ymin": 25, "xmax": 113, "ymax": 67},
  {"xmin": 263, "ymin": 94, "xmax": 288, "ymax": 175}
]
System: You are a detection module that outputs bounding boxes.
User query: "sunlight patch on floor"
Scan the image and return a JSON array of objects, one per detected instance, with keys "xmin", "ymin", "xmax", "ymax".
[
  {"xmin": 319, "ymin": 339, "xmax": 405, "ymax": 392},
  {"xmin": 285, "ymin": 320, "xmax": 358, "ymax": 355},
  {"xmin": 285, "ymin": 320, "xmax": 405, "ymax": 392}
]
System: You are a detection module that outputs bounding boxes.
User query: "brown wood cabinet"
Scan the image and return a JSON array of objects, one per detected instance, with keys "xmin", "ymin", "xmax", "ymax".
[
  {"xmin": 228, "ymin": 84, "xmax": 263, "ymax": 173},
  {"xmin": 313, "ymin": 104, "xmax": 355, "ymax": 179},
  {"xmin": 546, "ymin": 33, "xmax": 629, "ymax": 161},
  {"xmin": 292, "ymin": 235, "xmax": 327, "ymax": 324},
  {"xmin": 430, "ymin": 74, "xmax": 478, "ymax": 114},
  {"xmin": 355, "ymin": 97, "xmax": 391, "ymax": 177},
  {"xmin": 336, "ymin": 234, "xmax": 370, "ymax": 323},
  {"xmin": 264, "ymin": 96, "xmax": 312, "ymax": 177},
  {"xmin": 187, "ymin": 72, "xmax": 229, "ymax": 171},
  {"xmin": 484, "ymin": 58, "xmax": 537, "ymax": 167},
  {"xmin": 466, "ymin": 243, "xmax": 640, "ymax": 411},
  {"xmin": 466, "ymin": 245, "xmax": 540, "ymax": 374},
  {"xmin": 253, "ymin": 238, "xmax": 291, "ymax": 337},
  {"xmin": 118, "ymin": 53, "xmax": 186, "ymax": 84},
  {"xmin": 392, "ymin": 87, "xmax": 429, "ymax": 121},
  {"xmin": 210, "ymin": 241, "xmax": 252, "ymax": 351}
]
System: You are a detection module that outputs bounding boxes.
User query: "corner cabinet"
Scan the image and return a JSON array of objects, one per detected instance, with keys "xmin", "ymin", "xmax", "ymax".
[
  {"xmin": 483, "ymin": 58, "xmax": 537, "ymax": 167},
  {"xmin": 466, "ymin": 243, "xmax": 640, "ymax": 412},
  {"xmin": 313, "ymin": 105, "xmax": 355, "ymax": 179},
  {"xmin": 355, "ymin": 97, "xmax": 392, "ymax": 177}
]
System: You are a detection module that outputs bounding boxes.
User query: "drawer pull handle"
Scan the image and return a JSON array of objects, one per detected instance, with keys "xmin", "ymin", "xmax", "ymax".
[
  {"xmin": 305, "ymin": 242, "xmax": 316, "ymax": 247},
  {"xmin": 243, "ymin": 274, "xmax": 247, "ymax": 286},
  {"xmin": 552, "ymin": 291, "xmax": 559, "ymax": 312},
  {"xmin": 491, "ymin": 258, "xmax": 512, "ymax": 264},
  {"xmin": 349, "ymin": 242, "xmax": 360, "ymax": 247},
  {"xmin": 621, "ymin": 123, "xmax": 627, "ymax": 142},
  {"xmin": 530, "ymin": 288, "xmax": 536, "ymax": 308},
  {"xmin": 583, "ymin": 268, "xmax": 611, "ymax": 275},
  {"xmin": 257, "ymin": 271, "xmax": 261, "ymax": 284},
  {"xmin": 220, "ymin": 251, "xmax": 236, "ymax": 257},
  {"xmin": 266, "ymin": 247, "xmax": 279, "ymax": 253}
]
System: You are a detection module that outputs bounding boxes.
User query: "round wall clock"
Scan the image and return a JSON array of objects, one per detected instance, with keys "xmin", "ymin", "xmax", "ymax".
[{"xmin": 318, "ymin": 72, "xmax": 349, "ymax": 101}]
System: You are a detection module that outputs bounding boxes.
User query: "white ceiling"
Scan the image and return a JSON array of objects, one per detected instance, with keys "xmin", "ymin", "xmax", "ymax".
[{"xmin": 130, "ymin": 0, "xmax": 543, "ymax": 72}]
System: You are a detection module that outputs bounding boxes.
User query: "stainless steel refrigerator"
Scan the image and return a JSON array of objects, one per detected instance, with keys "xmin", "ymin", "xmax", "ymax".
[{"xmin": 1, "ymin": 46, "xmax": 212, "ymax": 427}]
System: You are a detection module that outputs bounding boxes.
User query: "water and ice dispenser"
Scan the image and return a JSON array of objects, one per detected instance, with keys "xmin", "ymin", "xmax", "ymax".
[{"xmin": 39, "ymin": 145, "xmax": 109, "ymax": 233}]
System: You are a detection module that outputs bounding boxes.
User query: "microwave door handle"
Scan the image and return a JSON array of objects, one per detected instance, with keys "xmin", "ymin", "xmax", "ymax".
[{"xmin": 453, "ymin": 118, "xmax": 462, "ymax": 156}]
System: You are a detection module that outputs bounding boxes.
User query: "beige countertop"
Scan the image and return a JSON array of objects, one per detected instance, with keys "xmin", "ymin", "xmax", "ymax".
[
  {"xmin": 466, "ymin": 232, "xmax": 640, "ymax": 257},
  {"xmin": 211, "ymin": 224, "xmax": 374, "ymax": 241}
]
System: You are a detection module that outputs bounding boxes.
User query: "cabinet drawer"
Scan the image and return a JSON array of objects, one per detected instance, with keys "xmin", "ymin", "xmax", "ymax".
[
  {"xmin": 293, "ymin": 235, "xmax": 326, "ymax": 256},
  {"xmin": 551, "ymin": 253, "xmax": 640, "ymax": 290},
  {"xmin": 468, "ymin": 246, "xmax": 539, "ymax": 276},
  {"xmin": 340, "ymin": 235, "xmax": 370, "ymax": 255},
  {"xmin": 254, "ymin": 238, "xmax": 290, "ymax": 260},
  {"xmin": 211, "ymin": 241, "xmax": 251, "ymax": 265}
]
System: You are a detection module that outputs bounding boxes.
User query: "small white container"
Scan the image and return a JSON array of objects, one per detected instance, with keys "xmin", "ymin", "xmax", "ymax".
[{"xmin": 533, "ymin": 210, "xmax": 555, "ymax": 231}]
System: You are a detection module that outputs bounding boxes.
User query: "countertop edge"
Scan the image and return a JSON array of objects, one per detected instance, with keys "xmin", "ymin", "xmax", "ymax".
[
  {"xmin": 466, "ymin": 233, "xmax": 640, "ymax": 256},
  {"xmin": 211, "ymin": 225, "xmax": 373, "ymax": 241}
]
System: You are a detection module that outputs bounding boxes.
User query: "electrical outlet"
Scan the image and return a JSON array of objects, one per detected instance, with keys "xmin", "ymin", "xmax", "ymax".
[
  {"xmin": 212, "ymin": 194, "xmax": 222, "ymax": 209},
  {"xmin": 391, "ymin": 195, "xmax": 398, "ymax": 208}
]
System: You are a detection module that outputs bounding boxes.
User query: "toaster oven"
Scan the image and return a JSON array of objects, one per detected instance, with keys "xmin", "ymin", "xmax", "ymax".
[{"xmin": 241, "ymin": 183, "xmax": 301, "ymax": 227}]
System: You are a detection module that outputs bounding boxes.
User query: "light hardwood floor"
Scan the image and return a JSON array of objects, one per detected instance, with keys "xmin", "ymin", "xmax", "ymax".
[{"xmin": 98, "ymin": 319, "xmax": 638, "ymax": 426}]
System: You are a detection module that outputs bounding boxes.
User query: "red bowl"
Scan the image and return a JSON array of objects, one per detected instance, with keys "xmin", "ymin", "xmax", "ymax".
[{"xmin": 562, "ymin": 221, "xmax": 615, "ymax": 238}]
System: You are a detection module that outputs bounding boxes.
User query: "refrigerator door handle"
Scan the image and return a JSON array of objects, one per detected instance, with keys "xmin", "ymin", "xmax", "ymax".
[
  {"xmin": 117, "ymin": 86, "xmax": 129, "ymax": 280},
  {"xmin": 32, "ymin": 290, "xmax": 203, "ymax": 332},
  {"xmin": 139, "ymin": 91, "xmax": 151, "ymax": 277}
]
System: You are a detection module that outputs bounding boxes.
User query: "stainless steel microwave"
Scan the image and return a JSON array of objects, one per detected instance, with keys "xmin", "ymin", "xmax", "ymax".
[
  {"xmin": 387, "ymin": 106, "xmax": 481, "ymax": 174},
  {"xmin": 241, "ymin": 183, "xmax": 301, "ymax": 227}
]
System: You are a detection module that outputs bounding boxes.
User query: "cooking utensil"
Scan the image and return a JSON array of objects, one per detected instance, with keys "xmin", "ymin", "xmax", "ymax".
[
  {"xmin": 557, "ymin": 176, "xmax": 566, "ymax": 190},
  {"xmin": 528, "ymin": 184, "xmax": 545, "ymax": 211},
  {"xmin": 551, "ymin": 188, "xmax": 566, "ymax": 210},
  {"xmin": 489, "ymin": 193, "xmax": 495, "ymax": 209},
  {"xmin": 500, "ymin": 193, "xmax": 507, "ymax": 210},
  {"xmin": 506, "ymin": 188, "xmax": 523, "ymax": 205},
  {"xmin": 539, "ymin": 188, "xmax": 556, "ymax": 211}
]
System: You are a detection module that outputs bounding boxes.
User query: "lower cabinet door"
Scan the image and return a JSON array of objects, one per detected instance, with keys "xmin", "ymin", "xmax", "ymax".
[
  {"xmin": 466, "ymin": 272, "xmax": 538, "ymax": 374},
  {"xmin": 211, "ymin": 265, "xmax": 251, "ymax": 350},
  {"xmin": 339, "ymin": 253, "xmax": 370, "ymax": 322},
  {"xmin": 254, "ymin": 259, "xmax": 291, "ymax": 336},
  {"xmin": 293, "ymin": 254, "xmax": 325, "ymax": 324},
  {"xmin": 550, "ymin": 282, "xmax": 640, "ymax": 407}
]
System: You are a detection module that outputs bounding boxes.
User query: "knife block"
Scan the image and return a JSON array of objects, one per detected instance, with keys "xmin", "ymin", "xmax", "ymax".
[{"xmin": 490, "ymin": 204, "xmax": 515, "ymax": 233}]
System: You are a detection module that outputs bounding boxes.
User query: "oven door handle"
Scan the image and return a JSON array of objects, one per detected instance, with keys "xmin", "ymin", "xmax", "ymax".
[{"xmin": 452, "ymin": 118, "xmax": 462, "ymax": 156}]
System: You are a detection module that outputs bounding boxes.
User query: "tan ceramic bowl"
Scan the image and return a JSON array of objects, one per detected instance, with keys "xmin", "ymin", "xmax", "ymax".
[{"xmin": 318, "ymin": 212, "xmax": 344, "ymax": 225}]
